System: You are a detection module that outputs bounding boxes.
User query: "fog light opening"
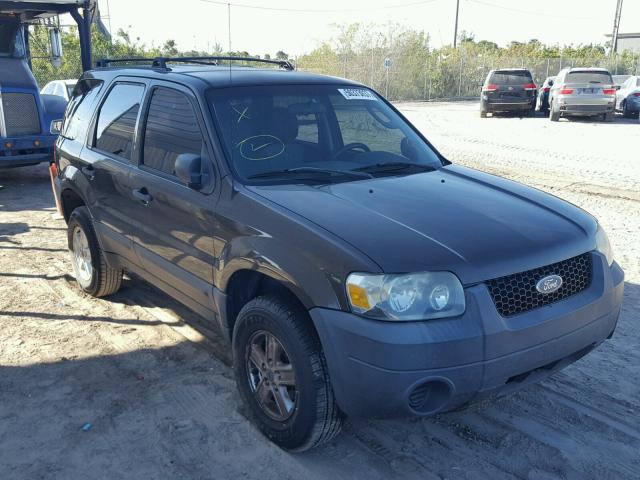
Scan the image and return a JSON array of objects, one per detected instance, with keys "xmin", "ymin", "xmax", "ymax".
[{"xmin": 407, "ymin": 379, "xmax": 452, "ymax": 414}]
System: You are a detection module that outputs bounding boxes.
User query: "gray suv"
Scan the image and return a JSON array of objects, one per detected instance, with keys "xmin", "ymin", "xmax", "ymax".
[
  {"xmin": 549, "ymin": 67, "xmax": 616, "ymax": 121},
  {"xmin": 53, "ymin": 57, "xmax": 624, "ymax": 451}
]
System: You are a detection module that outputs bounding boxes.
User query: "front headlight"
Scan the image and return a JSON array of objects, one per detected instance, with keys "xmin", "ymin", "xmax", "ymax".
[
  {"xmin": 595, "ymin": 225, "xmax": 614, "ymax": 266},
  {"xmin": 346, "ymin": 272, "xmax": 465, "ymax": 321}
]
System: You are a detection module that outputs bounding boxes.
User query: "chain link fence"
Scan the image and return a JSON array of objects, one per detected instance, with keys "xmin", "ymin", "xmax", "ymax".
[
  {"xmin": 28, "ymin": 25, "xmax": 640, "ymax": 102},
  {"xmin": 297, "ymin": 51, "xmax": 640, "ymax": 101}
]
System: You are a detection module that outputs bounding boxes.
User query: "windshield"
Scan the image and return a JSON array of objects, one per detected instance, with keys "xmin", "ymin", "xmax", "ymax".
[
  {"xmin": 489, "ymin": 71, "xmax": 533, "ymax": 85},
  {"xmin": 208, "ymin": 85, "xmax": 443, "ymax": 184},
  {"xmin": 565, "ymin": 71, "xmax": 612, "ymax": 84},
  {"xmin": 0, "ymin": 22, "xmax": 24, "ymax": 58}
]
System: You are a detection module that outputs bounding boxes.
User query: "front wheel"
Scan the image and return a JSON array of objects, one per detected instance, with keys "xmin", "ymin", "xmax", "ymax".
[
  {"xmin": 233, "ymin": 295, "xmax": 343, "ymax": 451},
  {"xmin": 68, "ymin": 206, "xmax": 123, "ymax": 297}
]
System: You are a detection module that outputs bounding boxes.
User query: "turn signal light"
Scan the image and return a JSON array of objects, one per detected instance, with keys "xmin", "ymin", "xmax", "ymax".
[
  {"xmin": 602, "ymin": 87, "xmax": 616, "ymax": 95},
  {"xmin": 559, "ymin": 86, "xmax": 574, "ymax": 95},
  {"xmin": 523, "ymin": 83, "xmax": 537, "ymax": 91},
  {"xmin": 483, "ymin": 83, "xmax": 499, "ymax": 92},
  {"xmin": 33, "ymin": 139, "xmax": 41, "ymax": 147},
  {"xmin": 4, "ymin": 142, "xmax": 13, "ymax": 149}
]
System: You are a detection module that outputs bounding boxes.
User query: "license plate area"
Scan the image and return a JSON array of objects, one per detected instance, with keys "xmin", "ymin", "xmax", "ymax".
[{"xmin": 578, "ymin": 88, "xmax": 600, "ymax": 94}]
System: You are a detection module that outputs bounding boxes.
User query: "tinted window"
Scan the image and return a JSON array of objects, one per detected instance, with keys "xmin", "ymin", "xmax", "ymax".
[
  {"xmin": 0, "ymin": 22, "xmax": 19, "ymax": 56},
  {"xmin": 489, "ymin": 71, "xmax": 533, "ymax": 84},
  {"xmin": 142, "ymin": 88, "xmax": 203, "ymax": 176},
  {"xmin": 62, "ymin": 79, "xmax": 103, "ymax": 141},
  {"xmin": 209, "ymin": 84, "xmax": 442, "ymax": 182},
  {"xmin": 565, "ymin": 71, "xmax": 613, "ymax": 84},
  {"xmin": 95, "ymin": 83, "xmax": 144, "ymax": 161},
  {"xmin": 66, "ymin": 83, "xmax": 75, "ymax": 98}
]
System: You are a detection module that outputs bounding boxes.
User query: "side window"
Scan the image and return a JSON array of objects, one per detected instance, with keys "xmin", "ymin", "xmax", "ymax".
[
  {"xmin": 142, "ymin": 87, "xmax": 203, "ymax": 176},
  {"xmin": 334, "ymin": 102, "xmax": 404, "ymax": 154},
  {"xmin": 94, "ymin": 83, "xmax": 145, "ymax": 162},
  {"xmin": 61, "ymin": 79, "xmax": 103, "ymax": 141},
  {"xmin": 296, "ymin": 113, "xmax": 318, "ymax": 143}
]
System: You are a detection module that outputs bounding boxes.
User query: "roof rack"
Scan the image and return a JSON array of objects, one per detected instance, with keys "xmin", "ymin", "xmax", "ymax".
[{"xmin": 95, "ymin": 56, "xmax": 295, "ymax": 71}]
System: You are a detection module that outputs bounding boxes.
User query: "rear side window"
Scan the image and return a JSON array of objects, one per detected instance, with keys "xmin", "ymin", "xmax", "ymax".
[
  {"xmin": 565, "ymin": 71, "xmax": 613, "ymax": 84},
  {"xmin": 62, "ymin": 79, "xmax": 103, "ymax": 141},
  {"xmin": 489, "ymin": 71, "xmax": 533, "ymax": 84},
  {"xmin": 142, "ymin": 87, "xmax": 204, "ymax": 176},
  {"xmin": 94, "ymin": 83, "xmax": 144, "ymax": 161}
]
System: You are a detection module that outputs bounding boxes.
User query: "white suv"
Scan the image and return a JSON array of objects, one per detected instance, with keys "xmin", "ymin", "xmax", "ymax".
[{"xmin": 548, "ymin": 68, "xmax": 616, "ymax": 122}]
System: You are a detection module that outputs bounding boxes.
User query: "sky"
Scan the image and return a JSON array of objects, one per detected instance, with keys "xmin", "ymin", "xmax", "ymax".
[{"xmin": 95, "ymin": 0, "xmax": 640, "ymax": 56}]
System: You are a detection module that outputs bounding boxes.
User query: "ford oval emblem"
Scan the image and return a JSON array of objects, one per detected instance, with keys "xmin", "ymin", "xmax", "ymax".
[{"xmin": 536, "ymin": 275, "xmax": 563, "ymax": 294}]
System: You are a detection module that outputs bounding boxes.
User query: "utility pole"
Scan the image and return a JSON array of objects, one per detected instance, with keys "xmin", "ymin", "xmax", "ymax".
[
  {"xmin": 453, "ymin": 0, "xmax": 460, "ymax": 48},
  {"xmin": 610, "ymin": 0, "xmax": 623, "ymax": 56}
]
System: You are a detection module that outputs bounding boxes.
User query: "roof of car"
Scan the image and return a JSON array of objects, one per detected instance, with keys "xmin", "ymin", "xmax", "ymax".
[
  {"xmin": 83, "ymin": 65, "xmax": 362, "ymax": 89},
  {"xmin": 565, "ymin": 67, "xmax": 611, "ymax": 72}
]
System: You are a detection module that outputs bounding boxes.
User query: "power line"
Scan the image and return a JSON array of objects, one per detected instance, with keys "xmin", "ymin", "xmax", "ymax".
[
  {"xmin": 467, "ymin": 0, "xmax": 599, "ymax": 21},
  {"xmin": 199, "ymin": 0, "xmax": 439, "ymax": 14}
]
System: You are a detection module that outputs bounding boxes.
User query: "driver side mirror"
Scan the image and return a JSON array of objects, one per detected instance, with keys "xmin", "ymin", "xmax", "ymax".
[{"xmin": 175, "ymin": 153, "xmax": 209, "ymax": 190}]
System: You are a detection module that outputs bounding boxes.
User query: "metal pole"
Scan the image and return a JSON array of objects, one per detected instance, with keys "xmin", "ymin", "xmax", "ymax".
[
  {"xmin": 453, "ymin": 0, "xmax": 460, "ymax": 48},
  {"xmin": 227, "ymin": 3, "xmax": 231, "ymax": 53},
  {"xmin": 385, "ymin": 67, "xmax": 389, "ymax": 98}
]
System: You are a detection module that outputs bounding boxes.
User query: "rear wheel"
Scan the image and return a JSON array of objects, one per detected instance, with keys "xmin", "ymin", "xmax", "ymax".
[
  {"xmin": 68, "ymin": 207, "xmax": 122, "ymax": 297},
  {"xmin": 232, "ymin": 295, "xmax": 343, "ymax": 451},
  {"xmin": 602, "ymin": 112, "xmax": 614, "ymax": 122},
  {"xmin": 549, "ymin": 104, "xmax": 560, "ymax": 122},
  {"xmin": 480, "ymin": 110, "xmax": 487, "ymax": 118}
]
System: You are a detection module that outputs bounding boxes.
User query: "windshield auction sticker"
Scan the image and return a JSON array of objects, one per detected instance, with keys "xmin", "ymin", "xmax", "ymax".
[{"xmin": 338, "ymin": 88, "xmax": 378, "ymax": 101}]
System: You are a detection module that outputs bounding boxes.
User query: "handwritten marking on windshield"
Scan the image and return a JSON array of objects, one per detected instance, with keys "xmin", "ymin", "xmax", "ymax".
[{"xmin": 232, "ymin": 105, "xmax": 251, "ymax": 123}]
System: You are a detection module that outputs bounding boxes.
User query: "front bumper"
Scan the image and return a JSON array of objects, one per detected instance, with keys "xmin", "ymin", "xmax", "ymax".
[
  {"xmin": 310, "ymin": 252, "xmax": 624, "ymax": 418},
  {"xmin": 0, "ymin": 134, "xmax": 55, "ymax": 168}
]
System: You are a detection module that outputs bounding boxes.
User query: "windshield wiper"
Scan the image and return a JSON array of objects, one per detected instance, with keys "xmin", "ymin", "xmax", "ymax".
[
  {"xmin": 248, "ymin": 166, "xmax": 373, "ymax": 180},
  {"xmin": 354, "ymin": 162, "xmax": 437, "ymax": 174}
]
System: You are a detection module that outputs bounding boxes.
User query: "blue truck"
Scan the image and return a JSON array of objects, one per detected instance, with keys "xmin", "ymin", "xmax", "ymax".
[{"xmin": 0, "ymin": 0, "xmax": 95, "ymax": 168}]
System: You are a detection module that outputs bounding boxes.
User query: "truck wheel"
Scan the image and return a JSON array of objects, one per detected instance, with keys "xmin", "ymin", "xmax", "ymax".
[
  {"xmin": 68, "ymin": 206, "xmax": 123, "ymax": 297},
  {"xmin": 232, "ymin": 294, "xmax": 343, "ymax": 451},
  {"xmin": 549, "ymin": 104, "xmax": 560, "ymax": 122}
]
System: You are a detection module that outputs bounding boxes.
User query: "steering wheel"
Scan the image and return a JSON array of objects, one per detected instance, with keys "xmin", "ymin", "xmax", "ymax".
[{"xmin": 333, "ymin": 142, "xmax": 370, "ymax": 158}]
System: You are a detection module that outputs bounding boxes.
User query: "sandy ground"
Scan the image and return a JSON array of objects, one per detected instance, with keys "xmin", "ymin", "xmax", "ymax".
[{"xmin": 0, "ymin": 102, "xmax": 638, "ymax": 480}]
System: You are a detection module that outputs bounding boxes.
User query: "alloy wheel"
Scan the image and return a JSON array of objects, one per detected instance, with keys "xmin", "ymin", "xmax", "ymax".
[{"xmin": 246, "ymin": 330, "xmax": 297, "ymax": 421}]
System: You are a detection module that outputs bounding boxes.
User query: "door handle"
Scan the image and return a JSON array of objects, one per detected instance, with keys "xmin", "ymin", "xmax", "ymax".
[
  {"xmin": 81, "ymin": 165, "xmax": 95, "ymax": 180},
  {"xmin": 132, "ymin": 187, "xmax": 153, "ymax": 206}
]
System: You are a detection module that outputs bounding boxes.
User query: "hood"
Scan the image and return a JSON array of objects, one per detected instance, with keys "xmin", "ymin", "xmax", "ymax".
[{"xmin": 247, "ymin": 165, "xmax": 598, "ymax": 284}]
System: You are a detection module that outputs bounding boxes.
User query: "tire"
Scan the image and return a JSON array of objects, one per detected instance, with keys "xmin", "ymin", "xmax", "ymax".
[
  {"xmin": 480, "ymin": 110, "xmax": 487, "ymax": 118},
  {"xmin": 602, "ymin": 112, "xmax": 614, "ymax": 122},
  {"xmin": 68, "ymin": 206, "xmax": 123, "ymax": 297},
  {"xmin": 232, "ymin": 294, "xmax": 343, "ymax": 451},
  {"xmin": 549, "ymin": 104, "xmax": 560, "ymax": 122}
]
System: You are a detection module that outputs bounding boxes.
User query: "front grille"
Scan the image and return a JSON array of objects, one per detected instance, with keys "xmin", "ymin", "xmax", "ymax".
[
  {"xmin": 487, "ymin": 252, "xmax": 593, "ymax": 317},
  {"xmin": 1, "ymin": 93, "xmax": 41, "ymax": 136}
]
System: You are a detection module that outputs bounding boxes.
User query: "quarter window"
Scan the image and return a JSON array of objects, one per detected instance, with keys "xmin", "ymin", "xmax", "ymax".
[
  {"xmin": 62, "ymin": 79, "xmax": 103, "ymax": 141},
  {"xmin": 142, "ymin": 88, "xmax": 204, "ymax": 176},
  {"xmin": 94, "ymin": 83, "xmax": 144, "ymax": 161}
]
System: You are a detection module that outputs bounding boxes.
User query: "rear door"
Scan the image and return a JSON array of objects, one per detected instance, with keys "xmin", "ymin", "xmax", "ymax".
[
  {"xmin": 488, "ymin": 70, "xmax": 536, "ymax": 103},
  {"xmin": 127, "ymin": 82, "xmax": 219, "ymax": 312},
  {"xmin": 82, "ymin": 79, "xmax": 147, "ymax": 265}
]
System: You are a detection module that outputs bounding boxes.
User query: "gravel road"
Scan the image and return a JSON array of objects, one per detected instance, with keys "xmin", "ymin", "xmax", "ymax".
[{"xmin": 1, "ymin": 101, "xmax": 638, "ymax": 480}]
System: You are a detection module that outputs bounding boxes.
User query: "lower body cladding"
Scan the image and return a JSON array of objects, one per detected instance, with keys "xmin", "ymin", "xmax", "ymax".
[
  {"xmin": 310, "ymin": 252, "xmax": 624, "ymax": 418},
  {"xmin": 0, "ymin": 134, "xmax": 55, "ymax": 168}
]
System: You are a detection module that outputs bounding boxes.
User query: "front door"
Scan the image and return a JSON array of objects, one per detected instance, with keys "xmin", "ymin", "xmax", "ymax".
[{"xmin": 127, "ymin": 83, "xmax": 219, "ymax": 312}]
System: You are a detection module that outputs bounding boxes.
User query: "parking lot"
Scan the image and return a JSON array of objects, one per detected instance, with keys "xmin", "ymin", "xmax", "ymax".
[{"xmin": 0, "ymin": 101, "xmax": 638, "ymax": 479}]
